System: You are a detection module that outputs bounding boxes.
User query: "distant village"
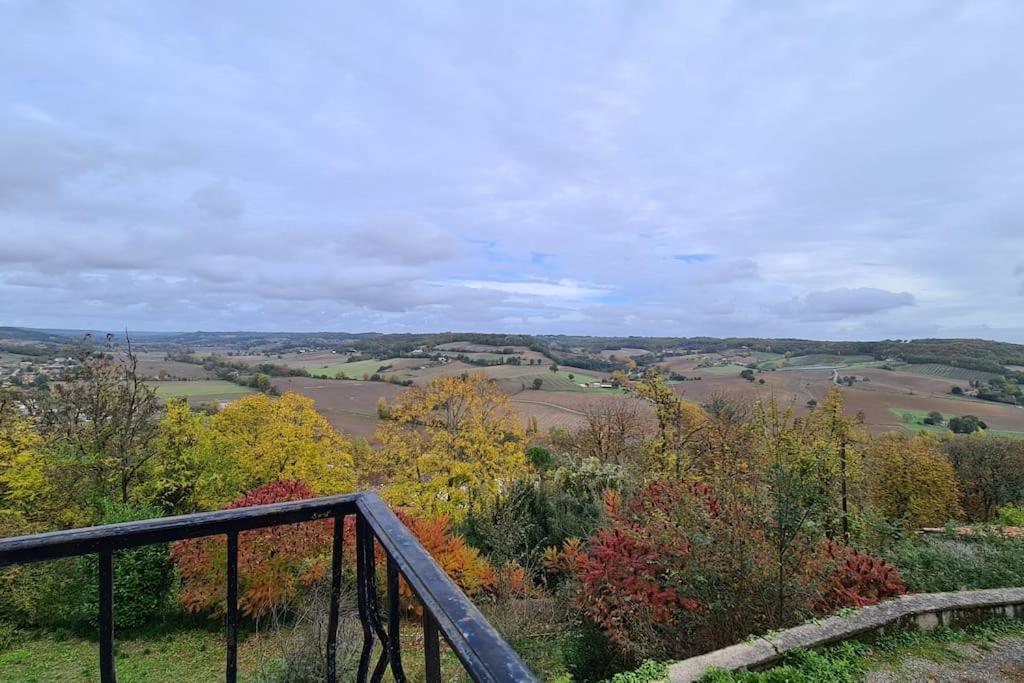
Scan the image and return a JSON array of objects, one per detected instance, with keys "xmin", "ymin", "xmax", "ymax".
[{"xmin": 0, "ymin": 356, "xmax": 78, "ymax": 388}]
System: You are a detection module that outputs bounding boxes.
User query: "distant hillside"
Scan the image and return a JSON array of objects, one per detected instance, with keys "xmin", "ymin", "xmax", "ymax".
[
  {"xmin": 5, "ymin": 327, "xmax": 1024, "ymax": 376},
  {"xmin": 0, "ymin": 327, "xmax": 69, "ymax": 344}
]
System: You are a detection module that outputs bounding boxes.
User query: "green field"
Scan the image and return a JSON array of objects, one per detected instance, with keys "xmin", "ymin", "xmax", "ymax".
[
  {"xmin": 888, "ymin": 407, "xmax": 1024, "ymax": 440},
  {"xmin": 780, "ymin": 353, "xmax": 875, "ymax": 368},
  {"xmin": 898, "ymin": 363, "xmax": 1003, "ymax": 382},
  {"xmin": 700, "ymin": 363, "xmax": 752, "ymax": 375},
  {"xmin": 480, "ymin": 367, "xmax": 616, "ymax": 393},
  {"xmin": 149, "ymin": 381, "xmax": 255, "ymax": 404},
  {"xmin": 307, "ymin": 359, "xmax": 387, "ymax": 379},
  {"xmin": 889, "ymin": 407, "xmax": 951, "ymax": 435}
]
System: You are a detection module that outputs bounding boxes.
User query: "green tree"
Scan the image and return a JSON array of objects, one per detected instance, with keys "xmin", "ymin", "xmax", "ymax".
[
  {"xmin": 942, "ymin": 434, "xmax": 1024, "ymax": 520},
  {"xmin": 41, "ymin": 337, "xmax": 161, "ymax": 508},
  {"xmin": 949, "ymin": 415, "xmax": 987, "ymax": 434}
]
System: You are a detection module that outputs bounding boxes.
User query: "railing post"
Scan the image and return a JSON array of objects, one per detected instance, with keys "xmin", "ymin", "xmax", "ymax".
[
  {"xmin": 99, "ymin": 545, "xmax": 115, "ymax": 683},
  {"xmin": 423, "ymin": 611, "xmax": 441, "ymax": 683},
  {"xmin": 386, "ymin": 555, "xmax": 407, "ymax": 681},
  {"xmin": 326, "ymin": 511, "xmax": 344, "ymax": 683},
  {"xmin": 226, "ymin": 531, "xmax": 238, "ymax": 683}
]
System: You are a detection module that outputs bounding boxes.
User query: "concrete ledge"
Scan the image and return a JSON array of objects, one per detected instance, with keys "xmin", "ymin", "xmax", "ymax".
[{"xmin": 667, "ymin": 587, "xmax": 1024, "ymax": 682}]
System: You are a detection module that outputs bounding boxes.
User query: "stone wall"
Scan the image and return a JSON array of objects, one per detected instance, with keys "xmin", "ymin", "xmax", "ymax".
[{"xmin": 667, "ymin": 587, "xmax": 1024, "ymax": 682}]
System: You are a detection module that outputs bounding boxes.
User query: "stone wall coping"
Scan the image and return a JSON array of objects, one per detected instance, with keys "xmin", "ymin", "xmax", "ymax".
[{"xmin": 667, "ymin": 587, "xmax": 1024, "ymax": 682}]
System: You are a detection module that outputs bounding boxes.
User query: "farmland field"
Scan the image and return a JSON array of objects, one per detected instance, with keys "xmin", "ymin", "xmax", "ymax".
[
  {"xmin": 270, "ymin": 376, "xmax": 402, "ymax": 439},
  {"xmin": 698, "ymin": 363, "xmax": 751, "ymax": 375},
  {"xmin": 307, "ymin": 359, "xmax": 388, "ymax": 378},
  {"xmin": 148, "ymin": 380, "xmax": 255, "ymax": 404},
  {"xmin": 764, "ymin": 353, "xmax": 876, "ymax": 370},
  {"xmin": 598, "ymin": 347, "xmax": 650, "ymax": 358},
  {"xmin": 897, "ymin": 363, "xmax": 1003, "ymax": 382},
  {"xmin": 135, "ymin": 352, "xmax": 214, "ymax": 380}
]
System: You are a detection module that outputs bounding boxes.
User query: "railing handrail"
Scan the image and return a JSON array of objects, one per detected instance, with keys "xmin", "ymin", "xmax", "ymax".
[
  {"xmin": 356, "ymin": 492, "xmax": 537, "ymax": 682},
  {"xmin": 0, "ymin": 491, "xmax": 538, "ymax": 683},
  {"xmin": 0, "ymin": 493, "xmax": 361, "ymax": 565}
]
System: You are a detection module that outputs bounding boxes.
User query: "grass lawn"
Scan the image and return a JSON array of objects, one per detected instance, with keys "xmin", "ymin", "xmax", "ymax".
[
  {"xmin": 307, "ymin": 359, "xmax": 386, "ymax": 379},
  {"xmin": 148, "ymin": 381, "xmax": 255, "ymax": 405},
  {"xmin": 0, "ymin": 608, "xmax": 569, "ymax": 683}
]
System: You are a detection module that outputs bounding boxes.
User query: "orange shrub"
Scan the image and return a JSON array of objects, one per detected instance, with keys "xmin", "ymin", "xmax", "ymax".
[{"xmin": 172, "ymin": 481, "xmax": 330, "ymax": 617}]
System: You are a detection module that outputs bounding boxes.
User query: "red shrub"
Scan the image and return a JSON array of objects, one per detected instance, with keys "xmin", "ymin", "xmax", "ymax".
[
  {"xmin": 819, "ymin": 541, "xmax": 907, "ymax": 610},
  {"xmin": 555, "ymin": 480, "xmax": 715, "ymax": 652},
  {"xmin": 172, "ymin": 481, "xmax": 331, "ymax": 617}
]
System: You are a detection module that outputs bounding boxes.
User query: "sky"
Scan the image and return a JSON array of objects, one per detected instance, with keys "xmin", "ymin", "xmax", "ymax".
[{"xmin": 2, "ymin": 1, "xmax": 1024, "ymax": 341}]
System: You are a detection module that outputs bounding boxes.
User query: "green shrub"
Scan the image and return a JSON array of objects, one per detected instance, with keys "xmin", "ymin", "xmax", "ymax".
[
  {"xmin": 461, "ymin": 459, "xmax": 621, "ymax": 572},
  {"xmin": 0, "ymin": 621, "xmax": 26, "ymax": 650},
  {"xmin": 997, "ymin": 504, "xmax": 1024, "ymax": 527},
  {"xmin": 77, "ymin": 500, "xmax": 174, "ymax": 630},
  {"xmin": 526, "ymin": 445, "xmax": 554, "ymax": 471},
  {"xmin": 882, "ymin": 534, "xmax": 1024, "ymax": 592},
  {"xmin": 0, "ymin": 558, "xmax": 85, "ymax": 629},
  {"xmin": 563, "ymin": 619, "xmax": 626, "ymax": 683},
  {"xmin": 699, "ymin": 641, "xmax": 869, "ymax": 682},
  {"xmin": 602, "ymin": 659, "xmax": 669, "ymax": 682}
]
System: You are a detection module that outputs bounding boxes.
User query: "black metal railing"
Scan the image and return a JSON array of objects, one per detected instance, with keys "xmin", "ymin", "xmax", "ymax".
[{"xmin": 0, "ymin": 491, "xmax": 538, "ymax": 683}]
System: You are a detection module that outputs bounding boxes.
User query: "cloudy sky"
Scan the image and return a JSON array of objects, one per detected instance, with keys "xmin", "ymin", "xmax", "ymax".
[{"xmin": 2, "ymin": 1, "xmax": 1024, "ymax": 340}]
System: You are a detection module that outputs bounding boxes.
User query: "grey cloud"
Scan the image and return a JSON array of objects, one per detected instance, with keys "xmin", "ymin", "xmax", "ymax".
[
  {"xmin": 1, "ymin": 2, "xmax": 1023, "ymax": 338},
  {"xmin": 191, "ymin": 183, "xmax": 243, "ymax": 220},
  {"xmin": 686, "ymin": 259, "xmax": 759, "ymax": 286},
  {"xmin": 332, "ymin": 221, "xmax": 462, "ymax": 266},
  {"xmin": 779, "ymin": 288, "xmax": 915, "ymax": 322}
]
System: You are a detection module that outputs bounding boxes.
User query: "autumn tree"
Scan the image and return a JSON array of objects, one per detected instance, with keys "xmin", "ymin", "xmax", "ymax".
[
  {"xmin": 618, "ymin": 367, "xmax": 706, "ymax": 477},
  {"xmin": 805, "ymin": 388, "xmax": 866, "ymax": 542},
  {"xmin": 142, "ymin": 399, "xmax": 240, "ymax": 514},
  {"xmin": 942, "ymin": 434, "xmax": 1024, "ymax": 520},
  {"xmin": 571, "ymin": 397, "xmax": 652, "ymax": 468},
  {"xmin": 679, "ymin": 392, "xmax": 753, "ymax": 489},
  {"xmin": 865, "ymin": 433, "xmax": 960, "ymax": 528},
  {"xmin": 371, "ymin": 373, "xmax": 527, "ymax": 519},
  {"xmin": 0, "ymin": 403, "xmax": 49, "ymax": 531},
  {"xmin": 212, "ymin": 392, "xmax": 354, "ymax": 498},
  {"xmin": 40, "ymin": 336, "xmax": 162, "ymax": 508}
]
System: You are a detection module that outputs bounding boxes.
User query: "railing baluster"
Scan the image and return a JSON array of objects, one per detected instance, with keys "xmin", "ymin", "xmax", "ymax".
[
  {"xmin": 355, "ymin": 515, "xmax": 374, "ymax": 682},
  {"xmin": 226, "ymin": 531, "xmax": 238, "ymax": 683},
  {"xmin": 364, "ymin": 521, "xmax": 390, "ymax": 683},
  {"xmin": 423, "ymin": 611, "xmax": 441, "ymax": 683},
  {"xmin": 386, "ymin": 555, "xmax": 407, "ymax": 682},
  {"xmin": 326, "ymin": 511, "xmax": 344, "ymax": 683},
  {"xmin": 99, "ymin": 545, "xmax": 115, "ymax": 683}
]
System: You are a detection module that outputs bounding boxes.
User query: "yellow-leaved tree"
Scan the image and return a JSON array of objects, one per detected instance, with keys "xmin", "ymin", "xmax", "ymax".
[
  {"xmin": 865, "ymin": 432, "xmax": 961, "ymax": 528},
  {"xmin": 213, "ymin": 392, "xmax": 354, "ymax": 497},
  {"xmin": 0, "ymin": 405, "xmax": 49, "ymax": 531},
  {"xmin": 616, "ymin": 367, "xmax": 706, "ymax": 477},
  {"xmin": 371, "ymin": 373, "xmax": 527, "ymax": 519},
  {"xmin": 142, "ymin": 399, "xmax": 241, "ymax": 514},
  {"xmin": 804, "ymin": 387, "xmax": 866, "ymax": 542}
]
